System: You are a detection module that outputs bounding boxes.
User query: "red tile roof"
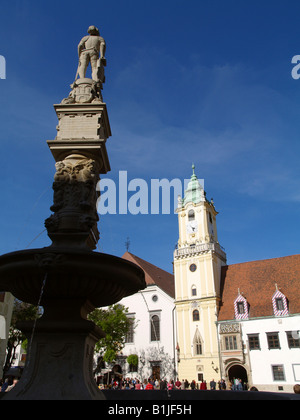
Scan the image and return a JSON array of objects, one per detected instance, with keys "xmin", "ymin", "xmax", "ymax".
[
  {"xmin": 122, "ymin": 252, "xmax": 175, "ymax": 298},
  {"xmin": 219, "ymin": 254, "xmax": 300, "ymax": 321}
]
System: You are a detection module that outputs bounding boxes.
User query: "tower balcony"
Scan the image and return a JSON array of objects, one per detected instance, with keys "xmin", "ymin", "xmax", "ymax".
[{"xmin": 174, "ymin": 242, "xmax": 226, "ymax": 262}]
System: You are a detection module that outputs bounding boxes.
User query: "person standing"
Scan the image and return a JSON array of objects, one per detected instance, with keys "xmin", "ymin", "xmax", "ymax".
[
  {"xmin": 145, "ymin": 379, "xmax": 154, "ymax": 390},
  {"xmin": 200, "ymin": 380, "xmax": 207, "ymax": 390},
  {"xmin": 210, "ymin": 379, "xmax": 216, "ymax": 390},
  {"xmin": 175, "ymin": 378, "xmax": 182, "ymax": 389}
]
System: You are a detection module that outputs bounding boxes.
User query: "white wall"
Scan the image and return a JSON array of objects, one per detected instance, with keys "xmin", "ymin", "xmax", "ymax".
[
  {"xmin": 119, "ymin": 285, "xmax": 177, "ymax": 380},
  {"xmin": 241, "ymin": 315, "xmax": 300, "ymax": 392}
]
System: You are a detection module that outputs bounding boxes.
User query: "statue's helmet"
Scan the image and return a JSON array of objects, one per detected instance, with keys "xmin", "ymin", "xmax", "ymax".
[{"xmin": 88, "ymin": 26, "xmax": 100, "ymax": 36}]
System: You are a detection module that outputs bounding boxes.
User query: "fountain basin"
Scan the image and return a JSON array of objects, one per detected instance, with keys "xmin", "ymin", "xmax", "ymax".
[{"xmin": 0, "ymin": 247, "xmax": 146, "ymax": 307}]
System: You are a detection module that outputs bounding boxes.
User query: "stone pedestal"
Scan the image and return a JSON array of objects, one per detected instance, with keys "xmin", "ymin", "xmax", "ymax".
[
  {"xmin": 4, "ymin": 301, "xmax": 105, "ymax": 400},
  {"xmin": 46, "ymin": 82, "xmax": 111, "ymax": 251}
]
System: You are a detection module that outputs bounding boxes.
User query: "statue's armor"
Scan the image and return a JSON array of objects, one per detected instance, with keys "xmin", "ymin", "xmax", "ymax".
[{"xmin": 78, "ymin": 35, "xmax": 105, "ymax": 81}]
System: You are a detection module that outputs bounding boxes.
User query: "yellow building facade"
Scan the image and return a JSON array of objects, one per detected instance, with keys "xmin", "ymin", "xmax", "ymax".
[{"xmin": 174, "ymin": 166, "xmax": 227, "ymax": 385}]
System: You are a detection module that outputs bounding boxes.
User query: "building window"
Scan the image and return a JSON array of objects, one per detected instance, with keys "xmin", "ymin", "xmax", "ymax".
[
  {"xmin": 193, "ymin": 330, "xmax": 203, "ymax": 356},
  {"xmin": 150, "ymin": 315, "xmax": 160, "ymax": 342},
  {"xmin": 198, "ymin": 373, "xmax": 204, "ymax": 382},
  {"xmin": 195, "ymin": 341, "xmax": 202, "ymax": 355},
  {"xmin": 191, "ymin": 286, "xmax": 197, "ymax": 296},
  {"xmin": 125, "ymin": 317, "xmax": 135, "ymax": 344},
  {"xmin": 272, "ymin": 365, "xmax": 285, "ymax": 381},
  {"xmin": 188, "ymin": 210, "xmax": 195, "ymax": 221},
  {"xmin": 272, "ymin": 289, "xmax": 288, "ymax": 316},
  {"xmin": 286, "ymin": 331, "xmax": 300, "ymax": 349},
  {"xmin": 248, "ymin": 334, "xmax": 260, "ymax": 350},
  {"xmin": 275, "ymin": 298, "xmax": 284, "ymax": 311},
  {"xmin": 193, "ymin": 310, "xmax": 200, "ymax": 322},
  {"xmin": 225, "ymin": 335, "xmax": 238, "ymax": 350},
  {"xmin": 237, "ymin": 302, "xmax": 245, "ymax": 315},
  {"xmin": 234, "ymin": 293, "xmax": 249, "ymax": 320},
  {"xmin": 194, "ymin": 337, "xmax": 202, "ymax": 355},
  {"xmin": 267, "ymin": 332, "xmax": 281, "ymax": 350}
]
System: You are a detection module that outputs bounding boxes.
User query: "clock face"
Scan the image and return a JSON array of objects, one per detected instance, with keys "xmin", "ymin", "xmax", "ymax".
[
  {"xmin": 187, "ymin": 220, "xmax": 198, "ymax": 234},
  {"xmin": 190, "ymin": 264, "xmax": 197, "ymax": 272}
]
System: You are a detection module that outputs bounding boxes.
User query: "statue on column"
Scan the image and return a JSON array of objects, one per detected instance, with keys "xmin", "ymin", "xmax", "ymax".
[
  {"xmin": 77, "ymin": 25, "xmax": 106, "ymax": 82},
  {"xmin": 62, "ymin": 25, "xmax": 107, "ymax": 104}
]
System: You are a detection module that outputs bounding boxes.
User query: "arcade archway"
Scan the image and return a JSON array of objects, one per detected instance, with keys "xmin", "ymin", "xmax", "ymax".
[{"xmin": 228, "ymin": 364, "xmax": 248, "ymax": 383}]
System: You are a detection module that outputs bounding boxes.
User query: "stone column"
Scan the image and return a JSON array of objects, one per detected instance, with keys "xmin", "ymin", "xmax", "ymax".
[{"xmin": 46, "ymin": 94, "xmax": 111, "ymax": 250}]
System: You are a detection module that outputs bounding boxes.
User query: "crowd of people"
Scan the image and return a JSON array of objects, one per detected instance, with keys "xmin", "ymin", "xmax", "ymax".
[{"xmin": 97, "ymin": 376, "xmax": 248, "ymax": 391}]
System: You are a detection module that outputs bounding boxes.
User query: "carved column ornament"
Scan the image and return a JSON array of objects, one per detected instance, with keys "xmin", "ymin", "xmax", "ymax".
[{"xmin": 45, "ymin": 155, "xmax": 101, "ymax": 249}]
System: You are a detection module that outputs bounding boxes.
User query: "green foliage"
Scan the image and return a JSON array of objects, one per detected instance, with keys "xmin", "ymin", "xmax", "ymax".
[
  {"xmin": 3, "ymin": 300, "xmax": 40, "ymax": 376},
  {"xmin": 127, "ymin": 354, "xmax": 138, "ymax": 367},
  {"xmin": 88, "ymin": 304, "xmax": 131, "ymax": 364}
]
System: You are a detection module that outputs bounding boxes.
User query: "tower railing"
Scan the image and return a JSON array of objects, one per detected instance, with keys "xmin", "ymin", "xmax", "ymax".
[{"xmin": 174, "ymin": 242, "xmax": 226, "ymax": 261}]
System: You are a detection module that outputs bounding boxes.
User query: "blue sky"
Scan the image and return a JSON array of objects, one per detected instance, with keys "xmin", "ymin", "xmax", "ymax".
[{"xmin": 0, "ymin": 0, "xmax": 300, "ymax": 273}]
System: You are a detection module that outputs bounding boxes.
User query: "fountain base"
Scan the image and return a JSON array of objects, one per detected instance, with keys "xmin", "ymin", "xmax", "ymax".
[
  {"xmin": 4, "ymin": 304, "xmax": 105, "ymax": 400},
  {"xmin": 0, "ymin": 248, "xmax": 146, "ymax": 400}
]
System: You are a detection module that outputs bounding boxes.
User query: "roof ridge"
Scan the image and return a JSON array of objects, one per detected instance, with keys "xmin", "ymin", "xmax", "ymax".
[
  {"xmin": 224, "ymin": 253, "xmax": 300, "ymax": 268},
  {"xmin": 122, "ymin": 252, "xmax": 175, "ymax": 298}
]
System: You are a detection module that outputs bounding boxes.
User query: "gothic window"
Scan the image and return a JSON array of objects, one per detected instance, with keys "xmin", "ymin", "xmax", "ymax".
[
  {"xmin": 150, "ymin": 315, "xmax": 160, "ymax": 342},
  {"xmin": 188, "ymin": 210, "xmax": 195, "ymax": 221},
  {"xmin": 193, "ymin": 309, "xmax": 200, "ymax": 322},
  {"xmin": 193, "ymin": 330, "xmax": 203, "ymax": 356}
]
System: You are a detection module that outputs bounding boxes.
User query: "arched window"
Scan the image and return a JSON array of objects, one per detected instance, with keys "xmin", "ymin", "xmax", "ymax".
[
  {"xmin": 188, "ymin": 210, "xmax": 195, "ymax": 221},
  {"xmin": 193, "ymin": 330, "xmax": 203, "ymax": 355},
  {"xmin": 150, "ymin": 315, "xmax": 160, "ymax": 342},
  {"xmin": 193, "ymin": 309, "xmax": 200, "ymax": 322}
]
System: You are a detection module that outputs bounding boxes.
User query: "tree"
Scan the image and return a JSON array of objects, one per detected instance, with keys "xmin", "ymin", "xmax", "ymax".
[
  {"xmin": 3, "ymin": 301, "xmax": 39, "ymax": 376},
  {"xmin": 88, "ymin": 304, "xmax": 131, "ymax": 365},
  {"xmin": 127, "ymin": 354, "xmax": 138, "ymax": 372}
]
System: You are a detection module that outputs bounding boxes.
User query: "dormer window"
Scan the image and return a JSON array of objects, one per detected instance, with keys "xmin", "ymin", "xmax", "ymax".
[
  {"xmin": 272, "ymin": 286, "xmax": 288, "ymax": 316},
  {"xmin": 237, "ymin": 302, "xmax": 245, "ymax": 315},
  {"xmin": 275, "ymin": 298, "xmax": 284, "ymax": 311},
  {"xmin": 234, "ymin": 292, "xmax": 249, "ymax": 320}
]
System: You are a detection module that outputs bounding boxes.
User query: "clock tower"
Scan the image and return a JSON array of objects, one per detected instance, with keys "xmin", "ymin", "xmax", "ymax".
[{"xmin": 174, "ymin": 166, "xmax": 227, "ymax": 384}]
